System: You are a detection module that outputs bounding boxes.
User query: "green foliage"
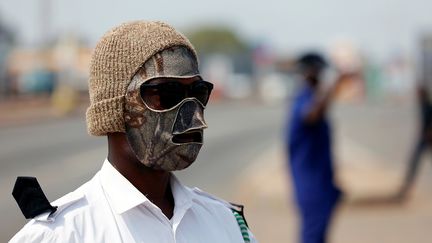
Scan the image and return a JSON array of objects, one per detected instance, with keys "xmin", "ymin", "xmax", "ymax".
[{"xmin": 186, "ymin": 25, "xmax": 249, "ymax": 55}]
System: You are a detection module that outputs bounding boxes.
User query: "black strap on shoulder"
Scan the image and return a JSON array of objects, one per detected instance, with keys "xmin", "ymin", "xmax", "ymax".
[
  {"xmin": 12, "ymin": 176, "xmax": 57, "ymax": 219},
  {"xmin": 230, "ymin": 202, "xmax": 249, "ymax": 227}
]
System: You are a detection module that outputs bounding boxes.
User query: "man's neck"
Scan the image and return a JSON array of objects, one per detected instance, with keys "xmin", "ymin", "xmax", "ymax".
[{"xmin": 107, "ymin": 133, "xmax": 175, "ymax": 218}]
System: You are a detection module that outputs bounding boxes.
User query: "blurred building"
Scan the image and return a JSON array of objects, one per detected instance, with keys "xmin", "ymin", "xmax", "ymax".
[{"xmin": 4, "ymin": 35, "xmax": 91, "ymax": 97}]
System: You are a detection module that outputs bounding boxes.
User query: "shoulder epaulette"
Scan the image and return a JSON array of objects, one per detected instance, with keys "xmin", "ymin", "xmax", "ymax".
[
  {"xmin": 192, "ymin": 187, "xmax": 251, "ymax": 242},
  {"xmin": 231, "ymin": 204, "xmax": 251, "ymax": 243},
  {"xmin": 230, "ymin": 202, "xmax": 249, "ymax": 228},
  {"xmin": 12, "ymin": 177, "xmax": 57, "ymax": 219}
]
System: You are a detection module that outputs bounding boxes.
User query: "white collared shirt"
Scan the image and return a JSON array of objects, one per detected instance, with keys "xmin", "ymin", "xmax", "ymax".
[{"xmin": 10, "ymin": 159, "xmax": 257, "ymax": 243}]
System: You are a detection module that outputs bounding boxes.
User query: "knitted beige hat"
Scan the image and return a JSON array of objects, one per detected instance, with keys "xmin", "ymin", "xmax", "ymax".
[{"xmin": 86, "ymin": 20, "xmax": 198, "ymax": 136}]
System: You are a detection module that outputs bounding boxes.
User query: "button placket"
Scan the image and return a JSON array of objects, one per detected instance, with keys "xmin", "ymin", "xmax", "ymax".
[
  {"xmin": 171, "ymin": 201, "xmax": 192, "ymax": 236},
  {"xmin": 143, "ymin": 201, "xmax": 176, "ymax": 241}
]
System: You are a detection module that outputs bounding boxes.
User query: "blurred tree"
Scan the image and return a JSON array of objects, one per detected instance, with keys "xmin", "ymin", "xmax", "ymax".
[
  {"xmin": 186, "ymin": 25, "xmax": 249, "ymax": 55},
  {"xmin": 0, "ymin": 20, "xmax": 16, "ymax": 45},
  {"xmin": 0, "ymin": 16, "xmax": 17, "ymax": 97}
]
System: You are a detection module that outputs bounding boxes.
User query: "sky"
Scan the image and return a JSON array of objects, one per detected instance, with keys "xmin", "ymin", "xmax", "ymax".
[{"xmin": 1, "ymin": 0, "xmax": 432, "ymax": 60}]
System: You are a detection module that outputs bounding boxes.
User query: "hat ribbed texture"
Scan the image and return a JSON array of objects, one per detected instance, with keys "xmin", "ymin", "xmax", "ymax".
[{"xmin": 86, "ymin": 21, "xmax": 197, "ymax": 136}]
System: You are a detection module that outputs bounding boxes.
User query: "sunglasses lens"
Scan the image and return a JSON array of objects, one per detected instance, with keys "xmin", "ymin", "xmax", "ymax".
[
  {"xmin": 190, "ymin": 82, "xmax": 212, "ymax": 105},
  {"xmin": 159, "ymin": 82, "xmax": 185, "ymax": 109},
  {"xmin": 140, "ymin": 87, "xmax": 162, "ymax": 110},
  {"xmin": 140, "ymin": 81, "xmax": 213, "ymax": 110}
]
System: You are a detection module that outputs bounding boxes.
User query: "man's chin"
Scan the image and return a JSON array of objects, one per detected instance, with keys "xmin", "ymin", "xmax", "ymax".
[
  {"xmin": 139, "ymin": 144, "xmax": 202, "ymax": 171},
  {"xmin": 166, "ymin": 148, "xmax": 201, "ymax": 171}
]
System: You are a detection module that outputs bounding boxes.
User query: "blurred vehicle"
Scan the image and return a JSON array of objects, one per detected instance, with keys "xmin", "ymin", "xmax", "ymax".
[
  {"xmin": 225, "ymin": 73, "xmax": 253, "ymax": 99},
  {"xmin": 20, "ymin": 68, "xmax": 56, "ymax": 94},
  {"xmin": 258, "ymin": 72, "xmax": 296, "ymax": 103}
]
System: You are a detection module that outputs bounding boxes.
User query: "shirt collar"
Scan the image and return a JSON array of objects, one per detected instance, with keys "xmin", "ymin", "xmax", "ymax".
[
  {"xmin": 99, "ymin": 159, "xmax": 194, "ymax": 215},
  {"xmin": 170, "ymin": 174, "xmax": 194, "ymax": 210}
]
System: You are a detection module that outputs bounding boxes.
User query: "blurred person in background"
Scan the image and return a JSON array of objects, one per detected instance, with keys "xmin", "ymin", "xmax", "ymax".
[
  {"xmin": 10, "ymin": 21, "xmax": 256, "ymax": 243},
  {"xmin": 395, "ymin": 82, "xmax": 432, "ymax": 201},
  {"xmin": 286, "ymin": 52, "xmax": 348, "ymax": 243}
]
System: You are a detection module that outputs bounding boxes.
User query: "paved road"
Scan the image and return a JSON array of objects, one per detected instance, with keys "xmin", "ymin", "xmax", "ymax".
[
  {"xmin": 3, "ymin": 97, "xmax": 423, "ymax": 242},
  {"xmin": 0, "ymin": 101, "xmax": 286, "ymax": 241},
  {"xmin": 333, "ymin": 100, "xmax": 418, "ymax": 168},
  {"xmin": 239, "ymin": 99, "xmax": 432, "ymax": 243}
]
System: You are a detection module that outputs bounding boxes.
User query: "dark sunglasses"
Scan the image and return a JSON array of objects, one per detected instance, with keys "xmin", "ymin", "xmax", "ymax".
[{"xmin": 140, "ymin": 80, "xmax": 214, "ymax": 110}]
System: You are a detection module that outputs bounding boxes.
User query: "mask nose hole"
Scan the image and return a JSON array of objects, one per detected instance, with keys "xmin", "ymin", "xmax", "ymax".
[{"xmin": 173, "ymin": 100, "xmax": 207, "ymax": 134}]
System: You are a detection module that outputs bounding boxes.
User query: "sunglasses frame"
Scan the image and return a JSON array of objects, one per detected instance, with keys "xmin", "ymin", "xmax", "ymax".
[{"xmin": 139, "ymin": 80, "xmax": 214, "ymax": 112}]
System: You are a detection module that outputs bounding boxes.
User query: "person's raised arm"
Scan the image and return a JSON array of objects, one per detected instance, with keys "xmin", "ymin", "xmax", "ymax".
[{"xmin": 303, "ymin": 73, "xmax": 353, "ymax": 124}]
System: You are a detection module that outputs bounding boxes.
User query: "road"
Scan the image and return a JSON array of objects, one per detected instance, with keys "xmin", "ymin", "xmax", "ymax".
[
  {"xmin": 231, "ymin": 98, "xmax": 432, "ymax": 243},
  {"xmin": 3, "ymin": 97, "xmax": 430, "ymax": 243},
  {"xmin": 0, "ymin": 101, "xmax": 286, "ymax": 241}
]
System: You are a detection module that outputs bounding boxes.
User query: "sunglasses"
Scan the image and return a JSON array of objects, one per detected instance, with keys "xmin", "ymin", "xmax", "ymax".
[{"xmin": 140, "ymin": 80, "xmax": 214, "ymax": 110}]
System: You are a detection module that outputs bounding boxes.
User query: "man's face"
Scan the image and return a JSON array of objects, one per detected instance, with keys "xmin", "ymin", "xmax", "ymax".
[
  {"xmin": 303, "ymin": 65, "xmax": 324, "ymax": 86},
  {"xmin": 124, "ymin": 74, "xmax": 213, "ymax": 171}
]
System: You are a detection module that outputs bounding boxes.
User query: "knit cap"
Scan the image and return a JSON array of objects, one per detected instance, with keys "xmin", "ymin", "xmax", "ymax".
[{"xmin": 86, "ymin": 20, "xmax": 198, "ymax": 136}]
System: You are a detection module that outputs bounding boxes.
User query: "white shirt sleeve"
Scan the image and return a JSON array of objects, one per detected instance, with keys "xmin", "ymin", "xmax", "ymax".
[{"xmin": 9, "ymin": 222, "xmax": 73, "ymax": 243}]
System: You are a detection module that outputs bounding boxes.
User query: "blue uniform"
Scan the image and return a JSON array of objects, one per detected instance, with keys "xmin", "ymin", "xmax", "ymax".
[{"xmin": 286, "ymin": 85, "xmax": 341, "ymax": 243}]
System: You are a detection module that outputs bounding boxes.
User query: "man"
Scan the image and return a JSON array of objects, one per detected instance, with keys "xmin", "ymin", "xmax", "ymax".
[
  {"xmin": 395, "ymin": 83, "xmax": 432, "ymax": 200},
  {"xmin": 10, "ymin": 21, "xmax": 255, "ymax": 243},
  {"xmin": 286, "ymin": 53, "xmax": 345, "ymax": 243}
]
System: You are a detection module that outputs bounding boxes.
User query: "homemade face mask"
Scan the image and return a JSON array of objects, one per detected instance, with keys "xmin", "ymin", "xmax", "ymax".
[{"xmin": 124, "ymin": 47, "xmax": 212, "ymax": 171}]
